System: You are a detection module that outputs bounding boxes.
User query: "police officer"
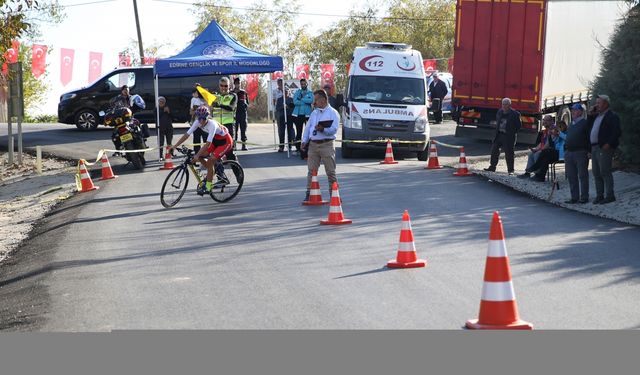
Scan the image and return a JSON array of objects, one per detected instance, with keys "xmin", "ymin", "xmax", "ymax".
[{"xmin": 212, "ymin": 77, "xmax": 237, "ymax": 159}]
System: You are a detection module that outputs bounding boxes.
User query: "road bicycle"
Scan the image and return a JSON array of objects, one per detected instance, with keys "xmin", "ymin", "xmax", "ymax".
[{"xmin": 160, "ymin": 146, "xmax": 244, "ymax": 208}]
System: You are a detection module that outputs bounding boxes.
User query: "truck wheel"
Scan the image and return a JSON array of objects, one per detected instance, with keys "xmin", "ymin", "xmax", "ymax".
[
  {"xmin": 75, "ymin": 110, "xmax": 99, "ymax": 131},
  {"xmin": 557, "ymin": 106, "xmax": 571, "ymax": 127},
  {"xmin": 341, "ymin": 143, "xmax": 353, "ymax": 159}
]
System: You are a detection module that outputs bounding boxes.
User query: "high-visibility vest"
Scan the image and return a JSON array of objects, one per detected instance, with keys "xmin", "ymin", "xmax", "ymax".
[{"xmin": 211, "ymin": 93, "xmax": 236, "ymax": 125}]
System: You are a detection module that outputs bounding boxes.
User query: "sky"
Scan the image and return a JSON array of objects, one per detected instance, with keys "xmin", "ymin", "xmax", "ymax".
[{"xmin": 29, "ymin": 0, "xmax": 378, "ymax": 115}]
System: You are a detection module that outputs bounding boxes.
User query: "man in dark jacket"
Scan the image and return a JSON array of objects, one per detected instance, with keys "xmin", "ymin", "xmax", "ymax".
[
  {"xmin": 233, "ymin": 77, "xmax": 249, "ymax": 151},
  {"xmin": 588, "ymin": 94, "xmax": 622, "ymax": 204},
  {"xmin": 484, "ymin": 97, "xmax": 522, "ymax": 175},
  {"xmin": 563, "ymin": 104, "xmax": 591, "ymax": 204},
  {"xmin": 428, "ymin": 74, "xmax": 448, "ymax": 124}
]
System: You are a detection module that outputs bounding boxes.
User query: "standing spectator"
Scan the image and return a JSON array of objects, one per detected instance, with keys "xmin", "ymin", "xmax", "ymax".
[
  {"xmin": 211, "ymin": 77, "xmax": 237, "ymax": 160},
  {"xmin": 563, "ymin": 104, "xmax": 591, "ymax": 204},
  {"xmin": 292, "ymin": 78, "xmax": 314, "ymax": 152},
  {"xmin": 157, "ymin": 96, "xmax": 174, "ymax": 160},
  {"xmin": 523, "ymin": 121, "xmax": 567, "ymax": 182},
  {"xmin": 273, "ymin": 78, "xmax": 295, "ymax": 152},
  {"xmin": 428, "ymin": 74, "xmax": 448, "ymax": 124},
  {"xmin": 300, "ymin": 90, "xmax": 340, "ymax": 201},
  {"xmin": 324, "ymin": 84, "xmax": 338, "ymax": 111},
  {"xmin": 519, "ymin": 115, "xmax": 554, "ymax": 178},
  {"xmin": 233, "ymin": 77, "xmax": 249, "ymax": 151},
  {"xmin": 588, "ymin": 94, "xmax": 622, "ymax": 204},
  {"xmin": 190, "ymin": 86, "xmax": 207, "ymax": 154},
  {"xmin": 484, "ymin": 98, "xmax": 522, "ymax": 175}
]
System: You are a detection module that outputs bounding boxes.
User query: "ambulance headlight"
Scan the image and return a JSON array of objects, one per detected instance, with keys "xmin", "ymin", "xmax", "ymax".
[
  {"xmin": 348, "ymin": 113, "xmax": 362, "ymax": 129},
  {"xmin": 414, "ymin": 115, "xmax": 427, "ymax": 132}
]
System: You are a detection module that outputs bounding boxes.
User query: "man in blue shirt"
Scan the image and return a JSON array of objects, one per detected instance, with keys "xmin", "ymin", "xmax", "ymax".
[{"xmin": 301, "ymin": 89, "xmax": 340, "ymax": 201}]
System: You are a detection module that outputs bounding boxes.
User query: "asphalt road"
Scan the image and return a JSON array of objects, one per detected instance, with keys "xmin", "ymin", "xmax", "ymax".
[{"xmin": 1, "ymin": 121, "xmax": 639, "ymax": 330}]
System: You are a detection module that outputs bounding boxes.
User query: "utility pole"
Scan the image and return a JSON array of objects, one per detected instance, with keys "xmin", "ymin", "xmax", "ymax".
[{"xmin": 132, "ymin": 0, "xmax": 145, "ymax": 64}]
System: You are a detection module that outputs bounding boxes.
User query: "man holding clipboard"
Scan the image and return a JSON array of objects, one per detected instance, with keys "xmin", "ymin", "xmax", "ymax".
[{"xmin": 301, "ymin": 89, "xmax": 341, "ymax": 201}]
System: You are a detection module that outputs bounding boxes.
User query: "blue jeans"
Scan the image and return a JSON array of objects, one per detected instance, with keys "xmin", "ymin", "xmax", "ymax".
[{"xmin": 591, "ymin": 145, "xmax": 615, "ymax": 199}]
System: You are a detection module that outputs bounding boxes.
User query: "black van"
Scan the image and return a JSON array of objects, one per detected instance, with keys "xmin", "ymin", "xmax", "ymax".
[{"xmin": 57, "ymin": 66, "xmax": 221, "ymax": 130}]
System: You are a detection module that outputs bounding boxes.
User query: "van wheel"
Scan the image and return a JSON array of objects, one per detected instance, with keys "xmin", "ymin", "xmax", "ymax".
[
  {"xmin": 417, "ymin": 143, "xmax": 429, "ymax": 161},
  {"xmin": 341, "ymin": 143, "xmax": 353, "ymax": 159},
  {"xmin": 75, "ymin": 110, "xmax": 99, "ymax": 131}
]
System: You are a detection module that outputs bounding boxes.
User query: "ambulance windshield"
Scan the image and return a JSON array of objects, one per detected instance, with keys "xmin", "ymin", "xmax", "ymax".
[{"xmin": 349, "ymin": 76, "xmax": 425, "ymax": 105}]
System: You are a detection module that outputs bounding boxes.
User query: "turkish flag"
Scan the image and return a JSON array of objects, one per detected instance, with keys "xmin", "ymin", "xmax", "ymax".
[
  {"xmin": 118, "ymin": 53, "xmax": 131, "ymax": 67},
  {"xmin": 4, "ymin": 40, "xmax": 20, "ymax": 64},
  {"xmin": 88, "ymin": 51, "xmax": 103, "ymax": 83},
  {"xmin": 31, "ymin": 44, "xmax": 47, "ymax": 78},
  {"xmin": 423, "ymin": 59, "xmax": 437, "ymax": 76},
  {"xmin": 320, "ymin": 64, "xmax": 335, "ymax": 95},
  {"xmin": 271, "ymin": 71, "xmax": 283, "ymax": 80},
  {"xmin": 447, "ymin": 58, "xmax": 454, "ymax": 73},
  {"xmin": 246, "ymin": 73, "xmax": 259, "ymax": 102},
  {"xmin": 143, "ymin": 56, "xmax": 157, "ymax": 65},
  {"xmin": 60, "ymin": 48, "xmax": 75, "ymax": 86},
  {"xmin": 295, "ymin": 64, "xmax": 309, "ymax": 80}
]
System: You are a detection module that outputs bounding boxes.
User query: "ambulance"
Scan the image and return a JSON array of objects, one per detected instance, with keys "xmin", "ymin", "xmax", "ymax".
[{"xmin": 341, "ymin": 42, "xmax": 430, "ymax": 160}]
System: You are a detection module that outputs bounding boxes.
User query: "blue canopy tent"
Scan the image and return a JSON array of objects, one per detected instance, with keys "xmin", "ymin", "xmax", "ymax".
[{"xmin": 152, "ymin": 20, "xmax": 283, "ymax": 158}]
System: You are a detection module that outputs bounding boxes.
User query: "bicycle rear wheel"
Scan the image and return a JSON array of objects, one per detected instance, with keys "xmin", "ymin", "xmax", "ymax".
[
  {"xmin": 210, "ymin": 160, "xmax": 244, "ymax": 203},
  {"xmin": 161, "ymin": 166, "xmax": 189, "ymax": 208}
]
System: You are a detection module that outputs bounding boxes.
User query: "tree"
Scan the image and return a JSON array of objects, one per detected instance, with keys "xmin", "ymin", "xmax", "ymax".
[
  {"xmin": 1, "ymin": 0, "xmax": 64, "ymax": 119},
  {"xmin": 591, "ymin": 3, "xmax": 640, "ymax": 165}
]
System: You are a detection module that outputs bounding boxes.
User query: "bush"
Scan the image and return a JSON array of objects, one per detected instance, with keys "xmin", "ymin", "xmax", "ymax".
[
  {"xmin": 591, "ymin": 5, "xmax": 640, "ymax": 166},
  {"xmin": 23, "ymin": 113, "xmax": 58, "ymax": 123}
]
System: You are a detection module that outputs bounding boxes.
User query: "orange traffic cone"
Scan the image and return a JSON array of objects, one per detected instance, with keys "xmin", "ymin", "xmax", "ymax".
[
  {"xmin": 466, "ymin": 211, "xmax": 533, "ymax": 330},
  {"xmin": 387, "ymin": 210, "xmax": 426, "ymax": 268},
  {"xmin": 78, "ymin": 159, "xmax": 99, "ymax": 193},
  {"xmin": 320, "ymin": 182, "xmax": 352, "ymax": 225},
  {"xmin": 303, "ymin": 169, "xmax": 328, "ymax": 206},
  {"xmin": 425, "ymin": 141, "xmax": 442, "ymax": 169},
  {"xmin": 159, "ymin": 148, "xmax": 174, "ymax": 170},
  {"xmin": 380, "ymin": 140, "xmax": 399, "ymax": 164},
  {"xmin": 99, "ymin": 152, "xmax": 118, "ymax": 180},
  {"xmin": 453, "ymin": 146, "xmax": 473, "ymax": 176}
]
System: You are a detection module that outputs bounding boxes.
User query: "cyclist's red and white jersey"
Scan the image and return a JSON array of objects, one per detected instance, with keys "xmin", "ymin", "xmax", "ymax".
[{"xmin": 187, "ymin": 119, "xmax": 229, "ymax": 143}]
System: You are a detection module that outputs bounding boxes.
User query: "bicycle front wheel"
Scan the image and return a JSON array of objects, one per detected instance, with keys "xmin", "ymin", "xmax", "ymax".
[
  {"xmin": 160, "ymin": 166, "xmax": 189, "ymax": 208},
  {"xmin": 211, "ymin": 160, "xmax": 244, "ymax": 203}
]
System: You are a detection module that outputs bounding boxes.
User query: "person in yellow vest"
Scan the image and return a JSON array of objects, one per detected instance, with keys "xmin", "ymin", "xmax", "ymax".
[{"xmin": 211, "ymin": 77, "xmax": 238, "ymax": 159}]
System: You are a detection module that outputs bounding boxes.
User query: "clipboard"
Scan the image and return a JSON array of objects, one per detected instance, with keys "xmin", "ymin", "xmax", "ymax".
[{"xmin": 318, "ymin": 120, "xmax": 334, "ymax": 128}]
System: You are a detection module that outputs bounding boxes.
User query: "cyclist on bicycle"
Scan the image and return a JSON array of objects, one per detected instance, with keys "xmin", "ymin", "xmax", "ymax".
[{"xmin": 169, "ymin": 105, "xmax": 233, "ymax": 195}]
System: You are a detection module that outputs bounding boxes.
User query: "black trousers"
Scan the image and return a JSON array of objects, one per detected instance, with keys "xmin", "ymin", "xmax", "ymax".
[
  {"xmin": 432, "ymin": 98, "xmax": 443, "ymax": 123},
  {"xmin": 293, "ymin": 115, "xmax": 308, "ymax": 150},
  {"xmin": 235, "ymin": 114, "xmax": 248, "ymax": 142},
  {"xmin": 489, "ymin": 132, "xmax": 516, "ymax": 172},
  {"xmin": 277, "ymin": 114, "xmax": 295, "ymax": 150},
  {"xmin": 158, "ymin": 126, "xmax": 174, "ymax": 158},
  {"xmin": 222, "ymin": 122, "xmax": 236, "ymax": 160}
]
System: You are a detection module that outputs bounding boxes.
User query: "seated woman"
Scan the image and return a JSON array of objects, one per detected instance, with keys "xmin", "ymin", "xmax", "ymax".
[
  {"xmin": 522, "ymin": 120, "xmax": 567, "ymax": 182},
  {"xmin": 519, "ymin": 115, "xmax": 554, "ymax": 178}
]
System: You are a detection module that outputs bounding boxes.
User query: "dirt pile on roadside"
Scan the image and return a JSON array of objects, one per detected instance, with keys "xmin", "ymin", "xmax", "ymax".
[{"xmin": 0, "ymin": 152, "xmax": 76, "ymax": 262}]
